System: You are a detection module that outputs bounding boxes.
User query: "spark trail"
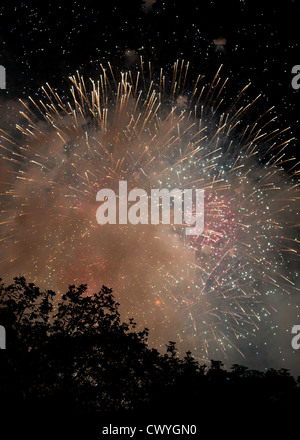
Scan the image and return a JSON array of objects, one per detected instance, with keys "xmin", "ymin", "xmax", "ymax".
[{"xmin": 0, "ymin": 60, "xmax": 299, "ymax": 358}]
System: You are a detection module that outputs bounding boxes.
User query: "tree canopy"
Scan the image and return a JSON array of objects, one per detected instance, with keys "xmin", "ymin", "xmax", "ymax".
[{"xmin": 0, "ymin": 277, "xmax": 299, "ymax": 436}]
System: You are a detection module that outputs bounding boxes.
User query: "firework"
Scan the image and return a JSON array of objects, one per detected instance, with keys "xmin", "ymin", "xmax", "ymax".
[{"xmin": 0, "ymin": 59, "xmax": 299, "ymax": 359}]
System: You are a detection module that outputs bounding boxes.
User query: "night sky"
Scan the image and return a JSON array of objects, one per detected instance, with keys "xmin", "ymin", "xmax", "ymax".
[
  {"xmin": 0, "ymin": 1, "xmax": 299, "ymax": 374},
  {"xmin": 1, "ymin": 1, "xmax": 300, "ymax": 133}
]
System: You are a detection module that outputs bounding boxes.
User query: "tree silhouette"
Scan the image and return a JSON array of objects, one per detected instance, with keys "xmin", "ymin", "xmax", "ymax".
[{"xmin": 0, "ymin": 276, "xmax": 299, "ymax": 436}]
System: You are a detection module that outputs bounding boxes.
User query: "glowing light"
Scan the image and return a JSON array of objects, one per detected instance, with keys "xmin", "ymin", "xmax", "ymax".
[{"xmin": 0, "ymin": 60, "xmax": 299, "ymax": 360}]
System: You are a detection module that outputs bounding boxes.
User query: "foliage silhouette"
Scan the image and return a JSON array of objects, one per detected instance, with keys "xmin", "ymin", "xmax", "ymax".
[{"xmin": 0, "ymin": 277, "xmax": 299, "ymax": 435}]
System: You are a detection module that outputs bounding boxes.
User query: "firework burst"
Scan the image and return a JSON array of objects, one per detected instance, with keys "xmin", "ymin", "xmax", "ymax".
[{"xmin": 0, "ymin": 59, "xmax": 299, "ymax": 358}]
